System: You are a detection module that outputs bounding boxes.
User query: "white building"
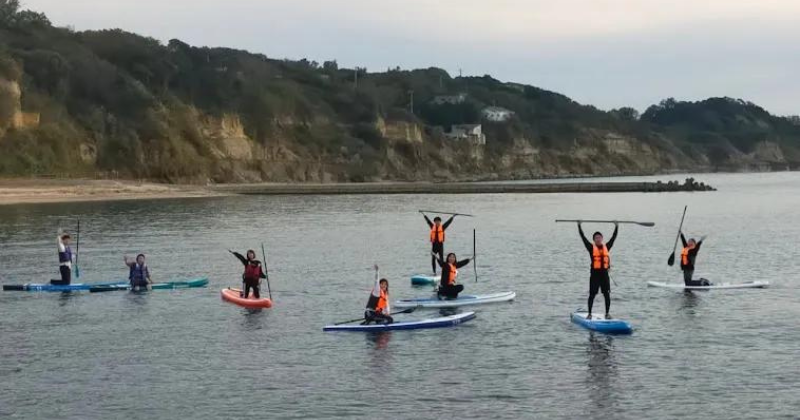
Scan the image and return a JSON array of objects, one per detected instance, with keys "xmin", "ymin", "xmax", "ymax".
[
  {"xmin": 445, "ymin": 124, "xmax": 486, "ymax": 145},
  {"xmin": 431, "ymin": 93, "xmax": 467, "ymax": 105},
  {"xmin": 481, "ymin": 106, "xmax": 514, "ymax": 122}
]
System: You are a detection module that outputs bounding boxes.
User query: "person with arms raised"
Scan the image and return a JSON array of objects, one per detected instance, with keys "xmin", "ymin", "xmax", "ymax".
[
  {"xmin": 423, "ymin": 213, "xmax": 456, "ymax": 275},
  {"xmin": 229, "ymin": 249, "xmax": 266, "ymax": 298},
  {"xmin": 53, "ymin": 230, "xmax": 75, "ymax": 285},
  {"xmin": 680, "ymin": 233, "xmax": 709, "ymax": 286},
  {"xmin": 363, "ymin": 265, "xmax": 392, "ymax": 325},
  {"xmin": 434, "ymin": 252, "xmax": 471, "ymax": 299},
  {"xmin": 124, "ymin": 254, "xmax": 152, "ymax": 291},
  {"xmin": 578, "ymin": 222, "xmax": 618, "ymax": 319}
]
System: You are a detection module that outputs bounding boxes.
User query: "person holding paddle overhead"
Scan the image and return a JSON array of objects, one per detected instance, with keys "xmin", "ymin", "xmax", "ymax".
[
  {"xmin": 680, "ymin": 233, "xmax": 709, "ymax": 286},
  {"xmin": 124, "ymin": 254, "xmax": 152, "ymax": 291},
  {"xmin": 423, "ymin": 213, "xmax": 456, "ymax": 275},
  {"xmin": 229, "ymin": 249, "xmax": 266, "ymax": 298},
  {"xmin": 434, "ymin": 252, "xmax": 471, "ymax": 299},
  {"xmin": 578, "ymin": 222, "xmax": 618, "ymax": 319},
  {"xmin": 363, "ymin": 265, "xmax": 393, "ymax": 325}
]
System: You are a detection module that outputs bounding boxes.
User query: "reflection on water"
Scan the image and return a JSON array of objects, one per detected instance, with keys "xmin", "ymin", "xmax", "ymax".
[
  {"xmin": 585, "ymin": 333, "xmax": 618, "ymax": 412},
  {"xmin": 366, "ymin": 331, "xmax": 392, "ymax": 351}
]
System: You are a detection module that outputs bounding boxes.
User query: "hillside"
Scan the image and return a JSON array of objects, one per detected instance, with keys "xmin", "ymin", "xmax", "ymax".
[{"xmin": 1, "ymin": 1, "xmax": 799, "ymax": 182}]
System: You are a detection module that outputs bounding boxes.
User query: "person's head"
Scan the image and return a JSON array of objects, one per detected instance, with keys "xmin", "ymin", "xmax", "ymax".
[
  {"xmin": 433, "ymin": 216, "xmax": 442, "ymax": 226},
  {"xmin": 446, "ymin": 252, "xmax": 457, "ymax": 264},
  {"xmin": 593, "ymin": 231, "xmax": 604, "ymax": 246},
  {"xmin": 61, "ymin": 233, "xmax": 71, "ymax": 245},
  {"xmin": 687, "ymin": 238, "xmax": 697, "ymax": 248},
  {"xmin": 136, "ymin": 254, "xmax": 146, "ymax": 265},
  {"xmin": 379, "ymin": 278, "xmax": 389, "ymax": 293},
  {"xmin": 246, "ymin": 250, "xmax": 256, "ymax": 261}
]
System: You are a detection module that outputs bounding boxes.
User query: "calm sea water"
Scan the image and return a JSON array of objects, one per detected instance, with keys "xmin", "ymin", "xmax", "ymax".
[{"xmin": 1, "ymin": 173, "xmax": 798, "ymax": 420}]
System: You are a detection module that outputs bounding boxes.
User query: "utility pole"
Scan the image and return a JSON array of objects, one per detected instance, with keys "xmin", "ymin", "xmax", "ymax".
[
  {"xmin": 408, "ymin": 90, "xmax": 414, "ymax": 114},
  {"xmin": 354, "ymin": 68, "xmax": 358, "ymax": 89}
]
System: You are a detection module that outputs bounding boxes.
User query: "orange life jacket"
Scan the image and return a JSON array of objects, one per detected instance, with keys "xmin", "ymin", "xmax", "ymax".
[
  {"xmin": 592, "ymin": 244, "xmax": 610, "ymax": 270},
  {"xmin": 444, "ymin": 263, "xmax": 458, "ymax": 285},
  {"xmin": 243, "ymin": 261, "xmax": 261, "ymax": 281},
  {"xmin": 430, "ymin": 225, "xmax": 445, "ymax": 243},
  {"xmin": 681, "ymin": 245, "xmax": 695, "ymax": 267},
  {"xmin": 375, "ymin": 290, "xmax": 388, "ymax": 313}
]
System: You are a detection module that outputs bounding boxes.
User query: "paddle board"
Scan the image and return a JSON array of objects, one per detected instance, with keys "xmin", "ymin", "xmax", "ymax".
[
  {"xmin": 394, "ymin": 291, "xmax": 515, "ymax": 309},
  {"xmin": 324, "ymin": 311, "xmax": 476, "ymax": 332},
  {"xmin": 571, "ymin": 311, "xmax": 633, "ymax": 335}
]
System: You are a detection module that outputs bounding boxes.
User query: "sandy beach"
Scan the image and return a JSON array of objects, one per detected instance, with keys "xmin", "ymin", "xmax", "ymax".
[{"xmin": 0, "ymin": 179, "xmax": 223, "ymax": 205}]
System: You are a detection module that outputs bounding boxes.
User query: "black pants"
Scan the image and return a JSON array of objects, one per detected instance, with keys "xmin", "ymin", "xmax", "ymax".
[
  {"xmin": 438, "ymin": 284, "xmax": 464, "ymax": 299},
  {"xmin": 683, "ymin": 269, "xmax": 694, "ymax": 285},
  {"xmin": 243, "ymin": 279, "xmax": 260, "ymax": 299},
  {"xmin": 588, "ymin": 271, "xmax": 610, "ymax": 315},
  {"xmin": 51, "ymin": 266, "xmax": 72, "ymax": 285},
  {"xmin": 431, "ymin": 242, "xmax": 444, "ymax": 274},
  {"xmin": 364, "ymin": 310, "xmax": 393, "ymax": 325}
]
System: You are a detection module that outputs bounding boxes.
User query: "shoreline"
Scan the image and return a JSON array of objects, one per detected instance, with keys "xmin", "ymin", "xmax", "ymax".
[{"xmin": 0, "ymin": 179, "xmax": 223, "ymax": 206}]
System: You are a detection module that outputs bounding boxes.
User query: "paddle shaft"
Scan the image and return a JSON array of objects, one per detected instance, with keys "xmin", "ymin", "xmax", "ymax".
[
  {"xmin": 75, "ymin": 220, "xmax": 80, "ymax": 278},
  {"xmin": 334, "ymin": 307, "xmax": 417, "ymax": 325},
  {"xmin": 668, "ymin": 206, "xmax": 688, "ymax": 266},
  {"xmin": 261, "ymin": 243, "xmax": 273, "ymax": 301},
  {"xmin": 555, "ymin": 219, "xmax": 655, "ymax": 227},
  {"xmin": 419, "ymin": 210, "xmax": 474, "ymax": 217},
  {"xmin": 473, "ymin": 229, "xmax": 478, "ymax": 283}
]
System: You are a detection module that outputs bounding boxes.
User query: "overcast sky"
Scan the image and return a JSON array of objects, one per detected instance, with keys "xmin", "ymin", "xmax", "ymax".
[{"xmin": 23, "ymin": 0, "xmax": 800, "ymax": 115}]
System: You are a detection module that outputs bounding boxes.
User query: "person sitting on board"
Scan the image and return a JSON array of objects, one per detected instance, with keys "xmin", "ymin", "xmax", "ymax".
[
  {"xmin": 363, "ymin": 264, "xmax": 393, "ymax": 325},
  {"xmin": 680, "ymin": 233, "xmax": 710, "ymax": 287},
  {"xmin": 423, "ymin": 213, "xmax": 455, "ymax": 275},
  {"xmin": 434, "ymin": 252, "xmax": 471, "ymax": 299},
  {"xmin": 578, "ymin": 222, "xmax": 618, "ymax": 319},
  {"xmin": 125, "ymin": 254, "xmax": 152, "ymax": 291},
  {"xmin": 53, "ymin": 230, "xmax": 75, "ymax": 285},
  {"xmin": 229, "ymin": 249, "xmax": 266, "ymax": 298}
]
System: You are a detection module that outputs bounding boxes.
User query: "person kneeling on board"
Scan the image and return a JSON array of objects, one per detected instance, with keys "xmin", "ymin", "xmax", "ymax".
[
  {"xmin": 229, "ymin": 250, "xmax": 266, "ymax": 298},
  {"xmin": 52, "ymin": 230, "xmax": 75, "ymax": 285},
  {"xmin": 423, "ymin": 213, "xmax": 455, "ymax": 275},
  {"xmin": 578, "ymin": 222, "xmax": 617, "ymax": 319},
  {"xmin": 434, "ymin": 252, "xmax": 471, "ymax": 299},
  {"xmin": 680, "ymin": 233, "xmax": 710, "ymax": 286},
  {"xmin": 228, "ymin": 249, "xmax": 267, "ymax": 299},
  {"xmin": 363, "ymin": 265, "xmax": 392, "ymax": 325},
  {"xmin": 125, "ymin": 254, "xmax": 152, "ymax": 291}
]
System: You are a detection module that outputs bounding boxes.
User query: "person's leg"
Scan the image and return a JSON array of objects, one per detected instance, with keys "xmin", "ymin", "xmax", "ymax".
[
  {"xmin": 601, "ymin": 273, "xmax": 611, "ymax": 317},
  {"xmin": 253, "ymin": 284, "xmax": 260, "ymax": 299},
  {"xmin": 61, "ymin": 266, "xmax": 72, "ymax": 285},
  {"xmin": 244, "ymin": 282, "xmax": 252, "ymax": 299},
  {"xmin": 588, "ymin": 275, "xmax": 599, "ymax": 317},
  {"xmin": 683, "ymin": 269, "xmax": 694, "ymax": 285},
  {"xmin": 431, "ymin": 244, "xmax": 438, "ymax": 274},
  {"xmin": 375, "ymin": 312, "xmax": 394, "ymax": 324},
  {"xmin": 453, "ymin": 284, "xmax": 464, "ymax": 298}
]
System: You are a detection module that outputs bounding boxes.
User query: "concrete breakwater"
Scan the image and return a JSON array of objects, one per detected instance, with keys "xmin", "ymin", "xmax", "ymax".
[{"xmin": 216, "ymin": 178, "xmax": 715, "ymax": 195}]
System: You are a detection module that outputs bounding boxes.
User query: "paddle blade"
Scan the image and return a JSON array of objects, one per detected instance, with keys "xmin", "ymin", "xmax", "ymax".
[{"xmin": 667, "ymin": 253, "xmax": 676, "ymax": 266}]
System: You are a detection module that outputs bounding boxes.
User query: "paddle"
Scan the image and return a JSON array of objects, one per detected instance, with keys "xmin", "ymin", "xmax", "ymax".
[
  {"xmin": 473, "ymin": 228, "xmax": 478, "ymax": 283},
  {"xmin": 74, "ymin": 220, "xmax": 81, "ymax": 279},
  {"xmin": 261, "ymin": 243, "xmax": 273, "ymax": 300},
  {"xmin": 667, "ymin": 206, "xmax": 688, "ymax": 267},
  {"xmin": 419, "ymin": 210, "xmax": 474, "ymax": 217},
  {"xmin": 333, "ymin": 306, "xmax": 420, "ymax": 325},
  {"xmin": 555, "ymin": 219, "xmax": 655, "ymax": 227}
]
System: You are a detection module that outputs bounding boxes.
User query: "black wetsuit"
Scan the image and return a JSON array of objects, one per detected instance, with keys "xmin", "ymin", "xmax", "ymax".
[
  {"xmin": 232, "ymin": 252, "xmax": 266, "ymax": 298},
  {"xmin": 435, "ymin": 256, "xmax": 471, "ymax": 299},
  {"xmin": 579, "ymin": 224, "xmax": 618, "ymax": 316},
  {"xmin": 425, "ymin": 215, "xmax": 454, "ymax": 275},
  {"xmin": 680, "ymin": 234, "xmax": 707, "ymax": 286}
]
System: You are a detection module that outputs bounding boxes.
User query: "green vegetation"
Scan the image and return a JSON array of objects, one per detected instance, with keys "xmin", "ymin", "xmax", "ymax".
[{"xmin": 1, "ymin": 1, "xmax": 799, "ymax": 181}]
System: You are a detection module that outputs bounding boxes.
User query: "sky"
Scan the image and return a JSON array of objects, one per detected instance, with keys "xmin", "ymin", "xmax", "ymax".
[{"xmin": 22, "ymin": 0, "xmax": 800, "ymax": 115}]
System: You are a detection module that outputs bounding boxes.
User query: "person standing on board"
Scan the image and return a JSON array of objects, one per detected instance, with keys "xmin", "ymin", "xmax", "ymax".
[
  {"xmin": 363, "ymin": 264, "xmax": 392, "ymax": 325},
  {"xmin": 124, "ymin": 254, "xmax": 152, "ymax": 291},
  {"xmin": 54, "ymin": 230, "xmax": 75, "ymax": 285},
  {"xmin": 423, "ymin": 213, "xmax": 456, "ymax": 275},
  {"xmin": 434, "ymin": 252, "xmax": 472, "ymax": 299},
  {"xmin": 228, "ymin": 249, "xmax": 266, "ymax": 298},
  {"xmin": 578, "ymin": 222, "xmax": 618, "ymax": 319},
  {"xmin": 680, "ymin": 233, "xmax": 709, "ymax": 286}
]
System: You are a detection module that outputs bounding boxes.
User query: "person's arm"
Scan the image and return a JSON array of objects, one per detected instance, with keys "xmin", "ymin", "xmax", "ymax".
[
  {"xmin": 606, "ymin": 224, "xmax": 619, "ymax": 250},
  {"xmin": 456, "ymin": 258, "xmax": 471, "ymax": 268},
  {"xmin": 423, "ymin": 215, "xmax": 433, "ymax": 228},
  {"xmin": 371, "ymin": 265, "xmax": 381, "ymax": 298},
  {"xmin": 123, "ymin": 256, "xmax": 135, "ymax": 268},
  {"xmin": 442, "ymin": 215, "xmax": 455, "ymax": 230},
  {"xmin": 578, "ymin": 223, "xmax": 592, "ymax": 252},
  {"xmin": 694, "ymin": 236, "xmax": 706, "ymax": 254},
  {"xmin": 680, "ymin": 233, "xmax": 687, "ymax": 247},
  {"xmin": 229, "ymin": 250, "xmax": 247, "ymax": 265},
  {"xmin": 57, "ymin": 234, "xmax": 66, "ymax": 253},
  {"xmin": 431, "ymin": 252, "xmax": 445, "ymax": 267}
]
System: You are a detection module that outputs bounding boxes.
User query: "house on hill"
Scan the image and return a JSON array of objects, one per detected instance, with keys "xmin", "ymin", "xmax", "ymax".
[
  {"xmin": 445, "ymin": 124, "xmax": 486, "ymax": 145},
  {"xmin": 482, "ymin": 106, "xmax": 514, "ymax": 122},
  {"xmin": 431, "ymin": 93, "xmax": 467, "ymax": 105}
]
